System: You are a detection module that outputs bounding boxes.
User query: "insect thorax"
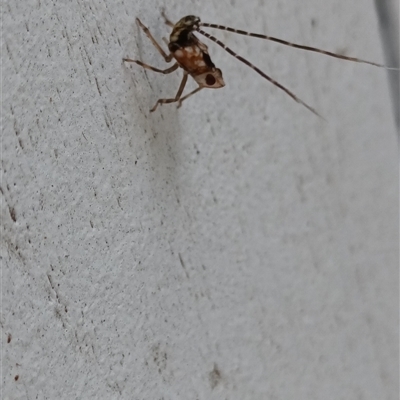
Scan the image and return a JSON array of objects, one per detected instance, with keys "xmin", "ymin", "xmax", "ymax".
[{"xmin": 169, "ymin": 15, "xmax": 200, "ymax": 45}]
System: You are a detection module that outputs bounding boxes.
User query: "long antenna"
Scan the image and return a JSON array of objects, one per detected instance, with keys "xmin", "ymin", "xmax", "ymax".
[{"xmin": 200, "ymin": 22, "xmax": 398, "ymax": 70}]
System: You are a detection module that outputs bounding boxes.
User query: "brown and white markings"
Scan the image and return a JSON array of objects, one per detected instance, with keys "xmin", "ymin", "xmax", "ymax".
[{"xmin": 123, "ymin": 13, "xmax": 395, "ymax": 117}]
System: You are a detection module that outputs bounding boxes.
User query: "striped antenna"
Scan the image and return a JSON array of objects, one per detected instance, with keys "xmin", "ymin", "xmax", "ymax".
[{"xmin": 200, "ymin": 22, "xmax": 399, "ymax": 70}]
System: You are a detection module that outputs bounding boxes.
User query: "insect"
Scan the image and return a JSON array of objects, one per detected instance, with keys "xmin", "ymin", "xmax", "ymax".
[{"xmin": 123, "ymin": 12, "xmax": 395, "ymax": 117}]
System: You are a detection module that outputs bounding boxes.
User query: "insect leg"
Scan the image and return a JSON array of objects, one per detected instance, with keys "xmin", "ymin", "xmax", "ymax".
[
  {"xmin": 123, "ymin": 59, "xmax": 179, "ymax": 74},
  {"xmin": 161, "ymin": 10, "xmax": 175, "ymax": 28},
  {"xmin": 177, "ymin": 87, "xmax": 204, "ymax": 108},
  {"xmin": 150, "ymin": 72, "xmax": 189, "ymax": 112},
  {"xmin": 135, "ymin": 18, "xmax": 174, "ymax": 62}
]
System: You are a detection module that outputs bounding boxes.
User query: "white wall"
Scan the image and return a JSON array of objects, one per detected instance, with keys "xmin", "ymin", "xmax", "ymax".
[{"xmin": 2, "ymin": 1, "xmax": 398, "ymax": 399}]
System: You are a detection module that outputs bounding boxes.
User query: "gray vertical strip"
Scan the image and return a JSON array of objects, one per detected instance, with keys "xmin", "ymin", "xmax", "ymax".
[{"xmin": 374, "ymin": 0, "xmax": 400, "ymax": 134}]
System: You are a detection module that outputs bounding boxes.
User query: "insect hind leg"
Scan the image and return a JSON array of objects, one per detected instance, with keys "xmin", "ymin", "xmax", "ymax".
[
  {"xmin": 123, "ymin": 59, "xmax": 179, "ymax": 75},
  {"xmin": 150, "ymin": 72, "xmax": 189, "ymax": 112},
  {"xmin": 177, "ymin": 87, "xmax": 203, "ymax": 108}
]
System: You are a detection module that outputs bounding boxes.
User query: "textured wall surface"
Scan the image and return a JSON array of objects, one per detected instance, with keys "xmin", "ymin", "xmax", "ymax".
[{"xmin": 2, "ymin": 1, "xmax": 398, "ymax": 399}]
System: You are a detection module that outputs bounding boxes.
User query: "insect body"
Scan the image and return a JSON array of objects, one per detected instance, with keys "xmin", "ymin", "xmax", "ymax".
[
  {"xmin": 124, "ymin": 16, "xmax": 225, "ymax": 112},
  {"xmin": 123, "ymin": 13, "xmax": 394, "ymax": 116},
  {"xmin": 168, "ymin": 16, "xmax": 225, "ymax": 90}
]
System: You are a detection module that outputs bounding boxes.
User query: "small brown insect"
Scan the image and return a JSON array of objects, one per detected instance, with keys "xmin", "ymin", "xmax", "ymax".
[{"xmin": 123, "ymin": 13, "xmax": 395, "ymax": 117}]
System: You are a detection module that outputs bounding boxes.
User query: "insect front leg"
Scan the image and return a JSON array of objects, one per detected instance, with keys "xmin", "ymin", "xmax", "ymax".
[
  {"xmin": 161, "ymin": 11, "xmax": 175, "ymax": 28},
  {"xmin": 150, "ymin": 72, "xmax": 189, "ymax": 112},
  {"xmin": 135, "ymin": 18, "xmax": 174, "ymax": 62}
]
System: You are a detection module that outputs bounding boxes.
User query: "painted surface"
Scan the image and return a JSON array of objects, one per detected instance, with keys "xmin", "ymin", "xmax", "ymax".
[{"xmin": 2, "ymin": 1, "xmax": 398, "ymax": 399}]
